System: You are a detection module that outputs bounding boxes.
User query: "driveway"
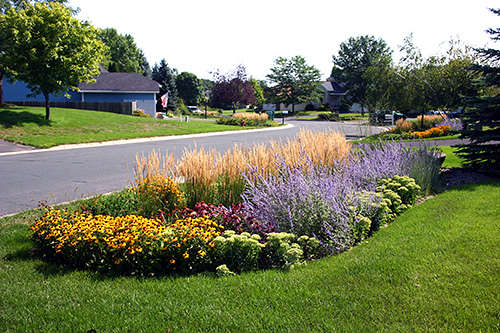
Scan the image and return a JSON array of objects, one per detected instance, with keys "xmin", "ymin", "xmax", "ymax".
[{"xmin": 0, "ymin": 140, "xmax": 38, "ymax": 154}]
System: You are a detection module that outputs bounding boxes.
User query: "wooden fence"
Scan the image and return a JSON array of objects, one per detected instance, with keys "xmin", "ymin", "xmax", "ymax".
[{"xmin": 8, "ymin": 101, "xmax": 137, "ymax": 115}]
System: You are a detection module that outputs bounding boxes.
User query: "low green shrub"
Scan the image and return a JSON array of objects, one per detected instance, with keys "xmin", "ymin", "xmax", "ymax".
[
  {"xmin": 319, "ymin": 112, "xmax": 340, "ymax": 121},
  {"xmin": 132, "ymin": 109, "xmax": 150, "ymax": 117},
  {"xmin": 212, "ymin": 231, "xmax": 264, "ymax": 273},
  {"xmin": 215, "ymin": 117, "xmax": 276, "ymax": 127},
  {"xmin": 376, "ymin": 175, "xmax": 421, "ymax": 217},
  {"xmin": 80, "ymin": 188, "xmax": 140, "ymax": 217},
  {"xmin": 318, "ymin": 103, "xmax": 332, "ymax": 111},
  {"xmin": 258, "ymin": 232, "xmax": 326, "ymax": 270}
]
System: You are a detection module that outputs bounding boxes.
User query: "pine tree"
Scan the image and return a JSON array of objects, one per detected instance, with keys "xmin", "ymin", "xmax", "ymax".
[
  {"xmin": 152, "ymin": 59, "xmax": 178, "ymax": 111},
  {"xmin": 456, "ymin": 8, "xmax": 500, "ymax": 170}
]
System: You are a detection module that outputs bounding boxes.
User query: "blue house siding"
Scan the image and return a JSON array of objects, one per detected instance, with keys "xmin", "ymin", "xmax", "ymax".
[
  {"xmin": 4, "ymin": 73, "xmax": 159, "ymax": 117},
  {"xmin": 81, "ymin": 92, "xmax": 157, "ymax": 117},
  {"xmin": 3, "ymin": 80, "xmax": 81, "ymax": 102}
]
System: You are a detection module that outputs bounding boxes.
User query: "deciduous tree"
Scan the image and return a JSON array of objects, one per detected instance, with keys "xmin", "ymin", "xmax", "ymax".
[
  {"xmin": 266, "ymin": 55, "xmax": 321, "ymax": 112},
  {"xmin": 331, "ymin": 35, "xmax": 392, "ymax": 113},
  {"xmin": 0, "ymin": 2, "xmax": 106, "ymax": 119},
  {"xmin": 100, "ymin": 28, "xmax": 145, "ymax": 74},
  {"xmin": 0, "ymin": 0, "xmax": 70, "ymax": 105},
  {"xmin": 211, "ymin": 65, "xmax": 257, "ymax": 113},
  {"xmin": 176, "ymin": 72, "xmax": 204, "ymax": 106}
]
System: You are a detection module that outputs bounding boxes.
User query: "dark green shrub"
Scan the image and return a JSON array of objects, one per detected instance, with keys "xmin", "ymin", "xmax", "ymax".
[
  {"xmin": 305, "ymin": 103, "xmax": 315, "ymax": 111},
  {"xmin": 215, "ymin": 117, "xmax": 277, "ymax": 127},
  {"xmin": 319, "ymin": 112, "xmax": 340, "ymax": 121},
  {"xmin": 318, "ymin": 103, "xmax": 332, "ymax": 111}
]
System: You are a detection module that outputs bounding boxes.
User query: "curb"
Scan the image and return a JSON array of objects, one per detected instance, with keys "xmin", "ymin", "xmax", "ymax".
[{"xmin": 0, "ymin": 124, "xmax": 295, "ymax": 157}]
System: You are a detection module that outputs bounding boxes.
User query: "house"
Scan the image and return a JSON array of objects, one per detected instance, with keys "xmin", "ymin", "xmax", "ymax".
[
  {"xmin": 318, "ymin": 77, "xmax": 347, "ymax": 110},
  {"xmin": 3, "ymin": 67, "xmax": 160, "ymax": 117},
  {"xmin": 263, "ymin": 77, "xmax": 347, "ymax": 111}
]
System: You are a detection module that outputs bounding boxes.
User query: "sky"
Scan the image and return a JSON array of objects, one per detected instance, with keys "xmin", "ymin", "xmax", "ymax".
[{"xmin": 68, "ymin": 0, "xmax": 500, "ymax": 81}]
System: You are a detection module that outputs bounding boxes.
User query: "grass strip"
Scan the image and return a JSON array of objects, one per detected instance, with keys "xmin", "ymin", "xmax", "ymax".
[
  {"xmin": 0, "ymin": 107, "xmax": 259, "ymax": 148},
  {"xmin": 0, "ymin": 180, "xmax": 498, "ymax": 331}
]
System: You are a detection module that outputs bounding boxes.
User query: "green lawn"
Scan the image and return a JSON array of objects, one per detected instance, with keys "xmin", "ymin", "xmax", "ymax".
[
  {"xmin": 1, "ymin": 180, "xmax": 498, "ymax": 331},
  {"xmin": 0, "ymin": 107, "xmax": 258, "ymax": 148},
  {"xmin": 438, "ymin": 146, "xmax": 464, "ymax": 168}
]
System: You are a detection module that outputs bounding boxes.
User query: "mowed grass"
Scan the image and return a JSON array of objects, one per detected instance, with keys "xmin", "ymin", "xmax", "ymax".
[
  {"xmin": 438, "ymin": 146, "xmax": 464, "ymax": 168},
  {"xmin": 0, "ymin": 180, "xmax": 499, "ymax": 331},
  {"xmin": 0, "ymin": 107, "xmax": 256, "ymax": 148}
]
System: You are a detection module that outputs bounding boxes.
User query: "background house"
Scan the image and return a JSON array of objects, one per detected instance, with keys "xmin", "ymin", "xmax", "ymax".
[
  {"xmin": 263, "ymin": 77, "xmax": 347, "ymax": 111},
  {"xmin": 3, "ymin": 67, "xmax": 160, "ymax": 117},
  {"xmin": 318, "ymin": 77, "xmax": 347, "ymax": 110}
]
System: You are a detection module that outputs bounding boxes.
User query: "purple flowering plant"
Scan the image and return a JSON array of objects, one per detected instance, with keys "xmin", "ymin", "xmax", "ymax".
[{"xmin": 241, "ymin": 140, "xmax": 440, "ymax": 253}]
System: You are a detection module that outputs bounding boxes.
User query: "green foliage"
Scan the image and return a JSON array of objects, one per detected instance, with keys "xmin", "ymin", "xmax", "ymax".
[
  {"xmin": 215, "ymin": 264, "xmax": 235, "ymax": 277},
  {"xmin": 266, "ymin": 55, "xmax": 322, "ymax": 111},
  {"xmin": 331, "ymin": 35, "xmax": 392, "ymax": 110},
  {"xmin": 215, "ymin": 116, "xmax": 276, "ymax": 127},
  {"xmin": 80, "ymin": 188, "xmax": 140, "ymax": 217},
  {"xmin": 258, "ymin": 232, "xmax": 302, "ymax": 269},
  {"xmin": 152, "ymin": 59, "xmax": 179, "ymax": 111},
  {"xmin": 132, "ymin": 109, "xmax": 150, "ymax": 117},
  {"xmin": 212, "ymin": 231, "xmax": 264, "ymax": 273},
  {"xmin": 407, "ymin": 149, "xmax": 442, "ymax": 195},
  {"xmin": 250, "ymin": 78, "xmax": 265, "ymax": 106},
  {"xmin": 0, "ymin": 2, "xmax": 106, "ymax": 120},
  {"xmin": 318, "ymin": 102, "xmax": 332, "ymax": 111},
  {"xmin": 377, "ymin": 176, "xmax": 421, "ymax": 217},
  {"xmin": 176, "ymin": 72, "xmax": 204, "ymax": 106},
  {"xmin": 100, "ymin": 28, "xmax": 144, "ymax": 74},
  {"xmin": 318, "ymin": 111, "xmax": 340, "ymax": 121},
  {"xmin": 456, "ymin": 9, "xmax": 500, "ymax": 171}
]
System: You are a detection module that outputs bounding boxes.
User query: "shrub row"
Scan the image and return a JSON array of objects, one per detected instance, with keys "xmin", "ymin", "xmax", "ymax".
[{"xmin": 216, "ymin": 116, "xmax": 277, "ymax": 127}]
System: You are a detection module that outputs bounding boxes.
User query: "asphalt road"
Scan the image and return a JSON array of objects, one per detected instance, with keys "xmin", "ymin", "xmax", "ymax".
[{"xmin": 0, "ymin": 119, "xmax": 388, "ymax": 217}]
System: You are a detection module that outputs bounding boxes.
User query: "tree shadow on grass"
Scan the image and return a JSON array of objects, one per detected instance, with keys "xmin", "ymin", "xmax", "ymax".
[{"xmin": 0, "ymin": 110, "xmax": 51, "ymax": 129}]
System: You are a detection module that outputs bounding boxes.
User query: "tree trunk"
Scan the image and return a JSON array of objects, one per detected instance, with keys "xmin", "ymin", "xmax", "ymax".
[
  {"xmin": 0, "ymin": 71, "xmax": 4, "ymax": 105},
  {"xmin": 43, "ymin": 90, "xmax": 51, "ymax": 120}
]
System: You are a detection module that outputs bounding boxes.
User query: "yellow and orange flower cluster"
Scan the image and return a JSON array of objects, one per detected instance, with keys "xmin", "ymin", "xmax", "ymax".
[
  {"xmin": 135, "ymin": 175, "xmax": 183, "ymax": 217},
  {"xmin": 30, "ymin": 209, "xmax": 223, "ymax": 273},
  {"xmin": 404, "ymin": 125, "xmax": 451, "ymax": 139}
]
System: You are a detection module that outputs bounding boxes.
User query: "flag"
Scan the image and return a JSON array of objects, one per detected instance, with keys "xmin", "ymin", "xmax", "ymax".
[{"xmin": 160, "ymin": 92, "xmax": 169, "ymax": 108}]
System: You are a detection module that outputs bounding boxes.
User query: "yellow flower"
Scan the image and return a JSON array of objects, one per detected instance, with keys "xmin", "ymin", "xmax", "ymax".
[
  {"xmin": 114, "ymin": 260, "xmax": 121, "ymax": 265},
  {"xmin": 183, "ymin": 252, "xmax": 189, "ymax": 259},
  {"xmin": 198, "ymin": 250, "xmax": 206, "ymax": 256},
  {"xmin": 169, "ymin": 259, "xmax": 175, "ymax": 264}
]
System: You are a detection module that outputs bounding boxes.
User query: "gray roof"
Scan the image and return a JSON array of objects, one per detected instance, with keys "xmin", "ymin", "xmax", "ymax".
[
  {"xmin": 321, "ymin": 80, "xmax": 346, "ymax": 95},
  {"xmin": 79, "ymin": 72, "xmax": 159, "ymax": 93}
]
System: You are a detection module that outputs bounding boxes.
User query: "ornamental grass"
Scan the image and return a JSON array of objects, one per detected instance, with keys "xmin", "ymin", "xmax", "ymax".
[
  {"xmin": 143, "ymin": 129, "xmax": 351, "ymax": 207},
  {"xmin": 415, "ymin": 114, "xmax": 446, "ymax": 130},
  {"xmin": 232, "ymin": 112, "xmax": 269, "ymax": 120}
]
